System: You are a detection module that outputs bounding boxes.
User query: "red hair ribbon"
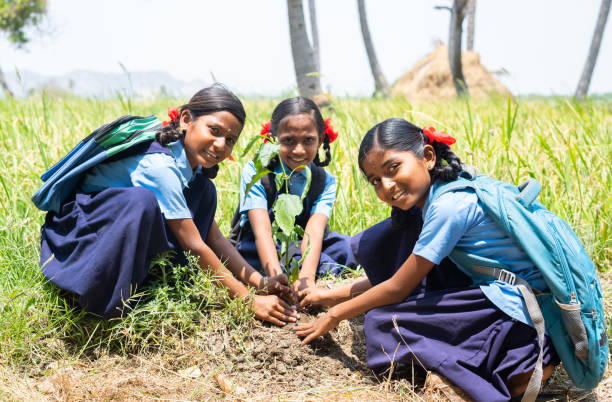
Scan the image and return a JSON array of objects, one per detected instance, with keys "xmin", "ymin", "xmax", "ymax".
[
  {"xmin": 259, "ymin": 121, "xmax": 271, "ymax": 142},
  {"xmin": 422, "ymin": 126, "xmax": 456, "ymax": 146},
  {"xmin": 162, "ymin": 106, "xmax": 180, "ymax": 127},
  {"xmin": 324, "ymin": 118, "xmax": 338, "ymax": 143}
]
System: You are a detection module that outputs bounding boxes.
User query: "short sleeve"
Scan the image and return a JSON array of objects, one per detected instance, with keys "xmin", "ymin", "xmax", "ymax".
[
  {"xmin": 413, "ymin": 189, "xmax": 480, "ymax": 264},
  {"xmin": 310, "ymin": 171, "xmax": 336, "ymax": 217},
  {"xmin": 239, "ymin": 161, "xmax": 269, "ymax": 213},
  {"xmin": 131, "ymin": 153, "xmax": 191, "ymax": 219}
]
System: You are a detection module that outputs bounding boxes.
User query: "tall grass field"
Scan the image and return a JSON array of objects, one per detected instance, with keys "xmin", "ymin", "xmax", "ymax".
[{"xmin": 0, "ymin": 94, "xmax": 610, "ymax": 397}]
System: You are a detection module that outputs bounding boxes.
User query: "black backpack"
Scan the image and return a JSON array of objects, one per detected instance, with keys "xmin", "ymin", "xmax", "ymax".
[{"xmin": 228, "ymin": 164, "xmax": 329, "ymax": 246}]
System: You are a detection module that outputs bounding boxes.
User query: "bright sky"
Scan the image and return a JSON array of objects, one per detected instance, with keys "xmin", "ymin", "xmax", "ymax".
[{"xmin": 1, "ymin": 0, "xmax": 611, "ymax": 96}]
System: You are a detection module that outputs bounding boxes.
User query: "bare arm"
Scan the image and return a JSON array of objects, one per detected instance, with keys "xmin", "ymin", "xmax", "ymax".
[
  {"xmin": 166, "ymin": 218, "xmax": 298, "ymax": 325},
  {"xmin": 293, "ymin": 254, "xmax": 435, "ymax": 345},
  {"xmin": 248, "ymin": 209, "xmax": 284, "ymax": 277},
  {"xmin": 298, "ymin": 276, "xmax": 372, "ymax": 308}
]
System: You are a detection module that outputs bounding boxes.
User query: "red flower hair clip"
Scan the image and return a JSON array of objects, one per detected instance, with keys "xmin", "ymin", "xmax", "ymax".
[
  {"xmin": 324, "ymin": 118, "xmax": 338, "ymax": 143},
  {"xmin": 260, "ymin": 121, "xmax": 271, "ymax": 142},
  {"xmin": 162, "ymin": 106, "xmax": 180, "ymax": 127},
  {"xmin": 422, "ymin": 126, "xmax": 456, "ymax": 146}
]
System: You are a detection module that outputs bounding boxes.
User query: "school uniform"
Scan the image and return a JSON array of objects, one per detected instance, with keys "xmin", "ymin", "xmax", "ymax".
[
  {"xmin": 351, "ymin": 182, "xmax": 559, "ymax": 402},
  {"xmin": 40, "ymin": 140, "xmax": 217, "ymax": 318},
  {"xmin": 236, "ymin": 160, "xmax": 357, "ymax": 277}
]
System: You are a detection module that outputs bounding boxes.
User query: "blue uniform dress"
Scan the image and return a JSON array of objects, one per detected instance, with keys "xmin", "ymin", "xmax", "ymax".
[
  {"xmin": 236, "ymin": 160, "xmax": 357, "ymax": 277},
  {"xmin": 351, "ymin": 182, "xmax": 559, "ymax": 402},
  {"xmin": 40, "ymin": 140, "xmax": 217, "ymax": 318}
]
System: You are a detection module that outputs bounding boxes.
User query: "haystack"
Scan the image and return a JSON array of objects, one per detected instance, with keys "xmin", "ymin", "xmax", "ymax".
[{"xmin": 392, "ymin": 45, "xmax": 509, "ymax": 100}]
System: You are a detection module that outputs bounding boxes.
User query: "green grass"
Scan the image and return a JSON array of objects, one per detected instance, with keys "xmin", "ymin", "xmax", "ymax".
[{"xmin": 0, "ymin": 93, "xmax": 610, "ymax": 371}]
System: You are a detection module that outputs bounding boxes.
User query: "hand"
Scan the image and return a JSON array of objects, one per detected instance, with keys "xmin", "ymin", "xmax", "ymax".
[
  {"xmin": 260, "ymin": 274, "xmax": 296, "ymax": 305},
  {"xmin": 292, "ymin": 311, "xmax": 340, "ymax": 346},
  {"xmin": 292, "ymin": 277, "xmax": 315, "ymax": 293},
  {"xmin": 298, "ymin": 286, "xmax": 334, "ymax": 308},
  {"xmin": 251, "ymin": 294, "xmax": 299, "ymax": 327}
]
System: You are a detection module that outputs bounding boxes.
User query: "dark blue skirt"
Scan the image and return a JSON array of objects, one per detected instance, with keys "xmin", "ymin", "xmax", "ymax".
[
  {"xmin": 351, "ymin": 213, "xmax": 559, "ymax": 402},
  {"xmin": 236, "ymin": 230, "xmax": 358, "ymax": 277},
  {"xmin": 40, "ymin": 172, "xmax": 217, "ymax": 318}
]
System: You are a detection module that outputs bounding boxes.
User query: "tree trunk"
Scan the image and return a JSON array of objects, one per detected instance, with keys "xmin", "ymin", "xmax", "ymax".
[
  {"xmin": 466, "ymin": 0, "xmax": 476, "ymax": 51},
  {"xmin": 449, "ymin": 0, "xmax": 468, "ymax": 97},
  {"xmin": 357, "ymin": 0, "xmax": 390, "ymax": 97},
  {"xmin": 308, "ymin": 0, "xmax": 320, "ymax": 74},
  {"xmin": 287, "ymin": 0, "xmax": 321, "ymax": 98},
  {"xmin": 0, "ymin": 66, "xmax": 13, "ymax": 98},
  {"xmin": 575, "ymin": 0, "xmax": 611, "ymax": 100}
]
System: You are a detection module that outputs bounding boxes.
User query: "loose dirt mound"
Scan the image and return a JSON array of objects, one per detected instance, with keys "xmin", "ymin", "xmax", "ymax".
[{"xmin": 392, "ymin": 45, "xmax": 510, "ymax": 101}]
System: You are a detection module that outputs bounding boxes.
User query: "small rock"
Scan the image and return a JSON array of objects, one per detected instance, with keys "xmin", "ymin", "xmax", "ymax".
[{"xmin": 178, "ymin": 366, "xmax": 201, "ymax": 379}]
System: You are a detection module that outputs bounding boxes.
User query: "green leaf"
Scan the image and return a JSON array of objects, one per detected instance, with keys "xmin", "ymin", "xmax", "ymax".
[
  {"xmin": 289, "ymin": 262, "xmax": 300, "ymax": 284},
  {"xmin": 243, "ymin": 168, "xmax": 272, "ymax": 205},
  {"xmin": 300, "ymin": 166, "xmax": 312, "ymax": 201},
  {"xmin": 273, "ymin": 194, "xmax": 302, "ymax": 236},
  {"xmin": 240, "ymin": 134, "xmax": 264, "ymax": 157},
  {"xmin": 253, "ymin": 142, "xmax": 279, "ymax": 170}
]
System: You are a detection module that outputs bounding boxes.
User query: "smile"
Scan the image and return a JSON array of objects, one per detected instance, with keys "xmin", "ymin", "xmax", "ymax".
[
  {"xmin": 391, "ymin": 190, "xmax": 406, "ymax": 201},
  {"xmin": 202, "ymin": 150, "xmax": 219, "ymax": 161}
]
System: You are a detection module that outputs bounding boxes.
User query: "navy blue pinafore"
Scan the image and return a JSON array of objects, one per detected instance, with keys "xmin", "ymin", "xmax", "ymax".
[
  {"xmin": 350, "ymin": 209, "xmax": 559, "ymax": 402},
  {"xmin": 40, "ymin": 141, "xmax": 217, "ymax": 318}
]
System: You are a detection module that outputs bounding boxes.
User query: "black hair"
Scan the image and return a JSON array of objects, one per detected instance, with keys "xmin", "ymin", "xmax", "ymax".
[
  {"xmin": 267, "ymin": 96, "xmax": 331, "ymax": 169},
  {"xmin": 155, "ymin": 83, "xmax": 246, "ymax": 178},
  {"xmin": 358, "ymin": 118, "xmax": 463, "ymax": 229}
]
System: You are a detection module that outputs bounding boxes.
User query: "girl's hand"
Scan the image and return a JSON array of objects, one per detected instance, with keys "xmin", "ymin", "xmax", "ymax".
[
  {"xmin": 293, "ymin": 277, "xmax": 315, "ymax": 293},
  {"xmin": 252, "ymin": 295, "xmax": 299, "ymax": 327},
  {"xmin": 263, "ymin": 274, "xmax": 297, "ymax": 305},
  {"xmin": 297, "ymin": 286, "xmax": 334, "ymax": 308},
  {"xmin": 292, "ymin": 311, "xmax": 340, "ymax": 346}
]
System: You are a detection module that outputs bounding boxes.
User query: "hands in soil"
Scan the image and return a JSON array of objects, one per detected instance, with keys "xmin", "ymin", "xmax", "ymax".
[
  {"xmin": 252, "ymin": 294, "xmax": 299, "ymax": 327},
  {"xmin": 292, "ymin": 311, "xmax": 340, "ymax": 346},
  {"xmin": 297, "ymin": 285, "xmax": 334, "ymax": 309}
]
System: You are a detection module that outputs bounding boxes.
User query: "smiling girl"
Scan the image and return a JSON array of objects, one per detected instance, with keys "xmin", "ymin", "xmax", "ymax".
[
  {"xmin": 39, "ymin": 85, "xmax": 298, "ymax": 326},
  {"xmin": 294, "ymin": 118, "xmax": 560, "ymax": 401},
  {"xmin": 233, "ymin": 97, "xmax": 357, "ymax": 296}
]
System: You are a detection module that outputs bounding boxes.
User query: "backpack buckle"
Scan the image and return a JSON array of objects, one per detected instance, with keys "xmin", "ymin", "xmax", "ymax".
[{"xmin": 498, "ymin": 269, "xmax": 517, "ymax": 285}]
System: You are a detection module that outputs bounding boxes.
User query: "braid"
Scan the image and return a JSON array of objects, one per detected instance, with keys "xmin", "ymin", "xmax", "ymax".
[
  {"xmin": 314, "ymin": 135, "xmax": 331, "ymax": 167},
  {"xmin": 429, "ymin": 142, "xmax": 462, "ymax": 182},
  {"xmin": 155, "ymin": 119, "xmax": 184, "ymax": 145}
]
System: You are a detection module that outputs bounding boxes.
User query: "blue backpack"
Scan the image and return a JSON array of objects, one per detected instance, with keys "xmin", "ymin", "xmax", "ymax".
[{"xmin": 430, "ymin": 170, "xmax": 608, "ymax": 399}]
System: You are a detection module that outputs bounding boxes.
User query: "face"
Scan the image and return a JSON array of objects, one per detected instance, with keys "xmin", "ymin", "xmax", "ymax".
[
  {"xmin": 361, "ymin": 145, "xmax": 436, "ymax": 210},
  {"xmin": 181, "ymin": 110, "xmax": 242, "ymax": 169},
  {"xmin": 276, "ymin": 113, "xmax": 323, "ymax": 171}
]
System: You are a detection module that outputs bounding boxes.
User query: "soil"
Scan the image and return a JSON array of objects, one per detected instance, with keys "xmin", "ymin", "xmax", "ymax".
[{"xmin": 3, "ymin": 311, "xmax": 610, "ymax": 401}]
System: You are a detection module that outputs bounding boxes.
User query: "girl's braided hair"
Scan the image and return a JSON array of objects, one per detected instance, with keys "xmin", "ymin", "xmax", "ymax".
[
  {"xmin": 358, "ymin": 118, "xmax": 463, "ymax": 229},
  {"xmin": 266, "ymin": 96, "xmax": 331, "ymax": 169},
  {"xmin": 155, "ymin": 84, "xmax": 246, "ymax": 178}
]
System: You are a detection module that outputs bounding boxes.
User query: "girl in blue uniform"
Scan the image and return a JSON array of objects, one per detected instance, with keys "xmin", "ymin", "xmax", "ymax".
[
  {"xmin": 235, "ymin": 97, "xmax": 357, "ymax": 295},
  {"xmin": 40, "ymin": 85, "xmax": 298, "ymax": 326},
  {"xmin": 294, "ymin": 118, "xmax": 559, "ymax": 401}
]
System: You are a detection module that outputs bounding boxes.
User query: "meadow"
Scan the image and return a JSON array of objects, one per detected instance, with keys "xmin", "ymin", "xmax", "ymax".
[{"xmin": 0, "ymin": 94, "xmax": 610, "ymax": 400}]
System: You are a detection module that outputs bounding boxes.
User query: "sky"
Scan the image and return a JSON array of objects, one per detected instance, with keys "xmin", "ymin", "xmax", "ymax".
[{"xmin": 1, "ymin": 0, "xmax": 611, "ymax": 97}]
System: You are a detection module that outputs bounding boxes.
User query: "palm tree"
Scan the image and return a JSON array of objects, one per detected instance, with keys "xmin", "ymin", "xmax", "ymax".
[
  {"xmin": 466, "ymin": 0, "xmax": 476, "ymax": 51},
  {"xmin": 448, "ymin": 0, "xmax": 468, "ymax": 96},
  {"xmin": 287, "ymin": 0, "xmax": 321, "ymax": 98},
  {"xmin": 357, "ymin": 0, "xmax": 390, "ymax": 97},
  {"xmin": 308, "ymin": 0, "xmax": 320, "ymax": 74},
  {"xmin": 575, "ymin": 0, "xmax": 611, "ymax": 100}
]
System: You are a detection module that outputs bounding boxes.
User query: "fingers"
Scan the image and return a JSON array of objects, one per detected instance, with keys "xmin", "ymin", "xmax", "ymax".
[
  {"xmin": 265, "ymin": 315, "xmax": 286, "ymax": 327},
  {"xmin": 273, "ymin": 274, "xmax": 288, "ymax": 285},
  {"xmin": 277, "ymin": 297, "xmax": 299, "ymax": 317},
  {"xmin": 301, "ymin": 332, "xmax": 320, "ymax": 346}
]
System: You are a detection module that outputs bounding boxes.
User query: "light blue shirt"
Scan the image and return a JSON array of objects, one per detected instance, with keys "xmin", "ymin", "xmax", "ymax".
[
  {"xmin": 413, "ymin": 182, "xmax": 549, "ymax": 328},
  {"xmin": 80, "ymin": 141, "xmax": 200, "ymax": 219},
  {"xmin": 238, "ymin": 160, "xmax": 337, "ymax": 226}
]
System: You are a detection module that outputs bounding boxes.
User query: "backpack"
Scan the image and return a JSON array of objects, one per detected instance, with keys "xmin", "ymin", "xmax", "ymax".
[
  {"xmin": 429, "ymin": 170, "xmax": 608, "ymax": 400},
  {"xmin": 32, "ymin": 115, "xmax": 162, "ymax": 213},
  {"xmin": 228, "ymin": 163, "xmax": 328, "ymax": 246}
]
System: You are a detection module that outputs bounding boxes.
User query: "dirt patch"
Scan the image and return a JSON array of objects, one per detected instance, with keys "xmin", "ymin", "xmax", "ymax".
[
  {"xmin": 3, "ymin": 311, "xmax": 610, "ymax": 401},
  {"xmin": 392, "ymin": 44, "xmax": 510, "ymax": 101}
]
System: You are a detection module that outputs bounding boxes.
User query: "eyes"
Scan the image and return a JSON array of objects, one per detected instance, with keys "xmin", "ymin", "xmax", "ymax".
[
  {"xmin": 279, "ymin": 135, "xmax": 317, "ymax": 147},
  {"xmin": 368, "ymin": 163, "xmax": 400, "ymax": 187},
  {"xmin": 209, "ymin": 125, "xmax": 236, "ymax": 147}
]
